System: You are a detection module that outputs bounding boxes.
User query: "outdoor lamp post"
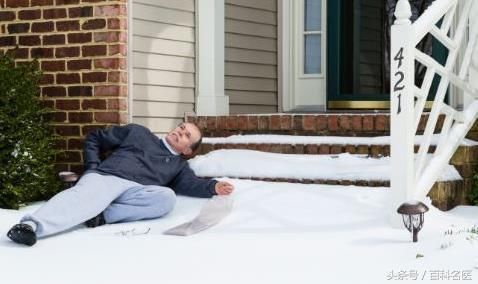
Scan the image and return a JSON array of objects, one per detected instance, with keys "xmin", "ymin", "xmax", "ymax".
[{"xmin": 397, "ymin": 201, "xmax": 429, "ymax": 242}]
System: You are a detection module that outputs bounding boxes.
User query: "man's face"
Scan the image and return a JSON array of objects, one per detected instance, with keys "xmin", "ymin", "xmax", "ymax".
[{"xmin": 165, "ymin": 123, "xmax": 201, "ymax": 155}]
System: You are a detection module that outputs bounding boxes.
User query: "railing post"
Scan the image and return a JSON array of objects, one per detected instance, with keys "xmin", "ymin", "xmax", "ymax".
[{"xmin": 389, "ymin": 0, "xmax": 415, "ymax": 228}]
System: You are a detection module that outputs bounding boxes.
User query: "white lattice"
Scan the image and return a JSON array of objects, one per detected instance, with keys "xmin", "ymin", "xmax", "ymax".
[{"xmin": 389, "ymin": 0, "xmax": 478, "ymax": 222}]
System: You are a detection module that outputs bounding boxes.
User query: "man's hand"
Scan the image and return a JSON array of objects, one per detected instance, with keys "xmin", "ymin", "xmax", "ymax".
[{"xmin": 215, "ymin": 181, "xmax": 234, "ymax": 195}]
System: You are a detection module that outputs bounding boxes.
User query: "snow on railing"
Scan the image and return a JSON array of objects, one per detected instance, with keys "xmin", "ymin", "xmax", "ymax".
[{"xmin": 390, "ymin": 0, "xmax": 478, "ymax": 219}]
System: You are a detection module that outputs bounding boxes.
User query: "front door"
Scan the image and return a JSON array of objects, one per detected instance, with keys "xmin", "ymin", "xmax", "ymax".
[{"xmin": 326, "ymin": 0, "xmax": 446, "ymax": 109}]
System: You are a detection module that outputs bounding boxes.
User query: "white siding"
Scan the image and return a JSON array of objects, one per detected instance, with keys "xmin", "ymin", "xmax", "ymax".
[
  {"xmin": 225, "ymin": 0, "xmax": 278, "ymax": 114},
  {"xmin": 132, "ymin": 0, "xmax": 195, "ymax": 135}
]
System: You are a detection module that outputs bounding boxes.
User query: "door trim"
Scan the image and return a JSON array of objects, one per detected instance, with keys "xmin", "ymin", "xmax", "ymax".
[{"xmin": 279, "ymin": 0, "xmax": 327, "ymax": 112}]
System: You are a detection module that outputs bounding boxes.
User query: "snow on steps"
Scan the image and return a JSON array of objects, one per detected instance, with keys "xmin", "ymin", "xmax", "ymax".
[{"xmin": 190, "ymin": 150, "xmax": 460, "ymax": 184}]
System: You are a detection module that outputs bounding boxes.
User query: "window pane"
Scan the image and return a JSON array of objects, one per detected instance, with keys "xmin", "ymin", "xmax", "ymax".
[
  {"xmin": 305, "ymin": 0, "xmax": 321, "ymax": 31},
  {"xmin": 304, "ymin": 34, "xmax": 321, "ymax": 74}
]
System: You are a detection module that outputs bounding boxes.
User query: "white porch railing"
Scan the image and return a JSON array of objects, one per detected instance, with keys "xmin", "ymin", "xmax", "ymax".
[{"xmin": 389, "ymin": 0, "xmax": 478, "ymax": 219}]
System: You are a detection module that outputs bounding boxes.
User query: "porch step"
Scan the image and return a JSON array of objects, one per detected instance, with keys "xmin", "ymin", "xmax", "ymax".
[
  {"xmin": 186, "ymin": 113, "xmax": 446, "ymax": 137},
  {"xmin": 197, "ymin": 134, "xmax": 478, "ymax": 161},
  {"xmin": 189, "ymin": 149, "xmax": 467, "ymax": 211}
]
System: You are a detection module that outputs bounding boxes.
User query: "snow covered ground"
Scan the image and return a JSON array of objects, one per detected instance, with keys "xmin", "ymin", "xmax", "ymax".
[{"xmin": 1, "ymin": 179, "xmax": 477, "ymax": 284}]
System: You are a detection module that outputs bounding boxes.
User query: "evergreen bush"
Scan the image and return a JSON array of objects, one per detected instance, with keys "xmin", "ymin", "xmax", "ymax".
[{"xmin": 0, "ymin": 52, "xmax": 62, "ymax": 209}]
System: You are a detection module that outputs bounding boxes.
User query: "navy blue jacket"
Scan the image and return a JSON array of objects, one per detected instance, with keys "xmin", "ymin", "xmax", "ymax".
[{"xmin": 83, "ymin": 123, "xmax": 217, "ymax": 198}]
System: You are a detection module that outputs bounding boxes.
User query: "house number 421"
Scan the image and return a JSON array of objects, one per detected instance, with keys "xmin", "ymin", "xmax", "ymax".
[{"xmin": 394, "ymin": 47, "xmax": 405, "ymax": 115}]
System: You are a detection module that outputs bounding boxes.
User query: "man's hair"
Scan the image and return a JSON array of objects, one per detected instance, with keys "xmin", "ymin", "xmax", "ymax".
[{"xmin": 189, "ymin": 124, "xmax": 203, "ymax": 153}]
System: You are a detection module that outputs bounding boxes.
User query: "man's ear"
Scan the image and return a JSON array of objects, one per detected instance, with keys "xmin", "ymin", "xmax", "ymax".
[{"xmin": 182, "ymin": 147, "xmax": 193, "ymax": 156}]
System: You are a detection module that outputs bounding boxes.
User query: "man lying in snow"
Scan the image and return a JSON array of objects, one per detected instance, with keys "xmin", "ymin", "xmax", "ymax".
[{"xmin": 6, "ymin": 123, "xmax": 234, "ymax": 246}]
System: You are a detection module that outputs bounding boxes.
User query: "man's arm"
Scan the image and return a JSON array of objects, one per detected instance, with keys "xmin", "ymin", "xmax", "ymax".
[
  {"xmin": 169, "ymin": 164, "xmax": 218, "ymax": 198},
  {"xmin": 83, "ymin": 125, "xmax": 132, "ymax": 170}
]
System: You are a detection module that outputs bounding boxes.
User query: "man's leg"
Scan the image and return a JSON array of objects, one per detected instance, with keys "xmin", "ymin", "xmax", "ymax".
[
  {"xmin": 103, "ymin": 185, "xmax": 176, "ymax": 224},
  {"xmin": 19, "ymin": 172, "xmax": 141, "ymax": 238}
]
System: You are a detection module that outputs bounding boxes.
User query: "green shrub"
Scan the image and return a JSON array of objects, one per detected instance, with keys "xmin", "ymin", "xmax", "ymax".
[
  {"xmin": 0, "ymin": 52, "xmax": 62, "ymax": 209},
  {"xmin": 470, "ymin": 174, "xmax": 478, "ymax": 206}
]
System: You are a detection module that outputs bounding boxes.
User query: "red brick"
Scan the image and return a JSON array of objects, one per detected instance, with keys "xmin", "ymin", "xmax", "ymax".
[
  {"xmin": 217, "ymin": 116, "xmax": 227, "ymax": 130},
  {"xmin": 247, "ymin": 116, "xmax": 258, "ymax": 130},
  {"xmin": 0, "ymin": 36, "xmax": 16, "ymax": 46},
  {"xmin": 206, "ymin": 117, "xmax": 217, "ymax": 130},
  {"xmin": 57, "ymin": 20, "xmax": 80, "ymax": 32},
  {"xmin": 42, "ymin": 86, "xmax": 66, "ymax": 97},
  {"xmin": 82, "ymin": 99, "xmax": 106, "ymax": 110},
  {"xmin": 56, "ymin": 46, "xmax": 80, "ymax": 58},
  {"xmin": 19, "ymin": 10, "xmax": 41, "ymax": 20},
  {"xmin": 0, "ymin": 11, "xmax": 15, "ymax": 21},
  {"xmin": 56, "ymin": 99, "xmax": 80, "ymax": 110},
  {"xmin": 19, "ymin": 35, "xmax": 41, "ymax": 46},
  {"xmin": 94, "ymin": 85, "xmax": 120, "ymax": 96},
  {"xmin": 32, "ymin": 22, "xmax": 54, "ymax": 33},
  {"xmin": 43, "ymin": 34, "xmax": 65, "ymax": 45},
  {"xmin": 267, "ymin": 115, "xmax": 278, "ymax": 130},
  {"xmin": 108, "ymin": 18, "xmax": 127, "ymax": 29},
  {"xmin": 351, "ymin": 115, "xmax": 362, "ymax": 131},
  {"xmin": 40, "ymin": 73, "xmax": 54, "ymax": 84},
  {"xmin": 236, "ymin": 116, "xmax": 248, "ymax": 130},
  {"xmin": 31, "ymin": 0, "xmax": 54, "ymax": 6},
  {"xmin": 280, "ymin": 115, "xmax": 292, "ymax": 130},
  {"xmin": 330, "ymin": 145, "xmax": 343, "ymax": 154},
  {"xmin": 83, "ymin": 72, "xmax": 107, "ymax": 83},
  {"xmin": 82, "ymin": 45, "xmax": 107, "ymax": 56},
  {"xmin": 55, "ymin": 125, "xmax": 80, "ymax": 136},
  {"xmin": 339, "ymin": 115, "xmax": 351, "ymax": 131},
  {"xmin": 68, "ymin": 112, "xmax": 93, "ymax": 123},
  {"xmin": 362, "ymin": 116, "xmax": 374, "ymax": 131},
  {"xmin": 67, "ymin": 59, "xmax": 91, "ymax": 70},
  {"xmin": 94, "ymin": 5, "xmax": 127, "ymax": 17},
  {"xmin": 226, "ymin": 116, "xmax": 238, "ymax": 130},
  {"xmin": 68, "ymin": 32, "xmax": 92, "ymax": 44},
  {"xmin": 94, "ymin": 58, "xmax": 125, "ymax": 69},
  {"xmin": 8, "ymin": 23, "xmax": 30, "ymax": 34},
  {"xmin": 108, "ymin": 44, "xmax": 127, "ymax": 56},
  {"xmin": 107, "ymin": 71, "xmax": 127, "ymax": 83},
  {"xmin": 293, "ymin": 116, "xmax": 303, "ymax": 130},
  {"xmin": 6, "ymin": 0, "xmax": 28, "ymax": 7},
  {"xmin": 69, "ymin": 6, "xmax": 93, "ymax": 18},
  {"xmin": 56, "ymin": 0, "xmax": 79, "ymax": 5},
  {"xmin": 57, "ymin": 73, "xmax": 81, "ymax": 84},
  {"xmin": 375, "ymin": 115, "xmax": 389, "ymax": 131},
  {"xmin": 318, "ymin": 145, "xmax": 330, "ymax": 154},
  {"xmin": 82, "ymin": 19, "xmax": 106, "ymax": 30},
  {"xmin": 69, "ymin": 86, "xmax": 92, "ymax": 97},
  {"xmin": 97, "ymin": 31, "xmax": 126, "ymax": 43},
  {"xmin": 31, "ymin": 48, "xmax": 54, "ymax": 58},
  {"xmin": 316, "ymin": 115, "xmax": 327, "ymax": 131},
  {"xmin": 43, "ymin": 8, "xmax": 67, "ymax": 19},
  {"xmin": 305, "ymin": 144, "xmax": 318, "ymax": 154},
  {"xmin": 303, "ymin": 115, "xmax": 316, "ymax": 131},
  {"xmin": 327, "ymin": 116, "xmax": 339, "ymax": 131},
  {"xmin": 94, "ymin": 112, "xmax": 121, "ymax": 123},
  {"xmin": 68, "ymin": 138, "xmax": 84, "ymax": 150},
  {"xmin": 258, "ymin": 116, "xmax": 269, "ymax": 130},
  {"xmin": 107, "ymin": 98, "xmax": 127, "ymax": 110}
]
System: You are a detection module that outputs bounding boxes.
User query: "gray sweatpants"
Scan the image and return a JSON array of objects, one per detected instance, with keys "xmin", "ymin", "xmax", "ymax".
[{"xmin": 21, "ymin": 172, "xmax": 176, "ymax": 238}]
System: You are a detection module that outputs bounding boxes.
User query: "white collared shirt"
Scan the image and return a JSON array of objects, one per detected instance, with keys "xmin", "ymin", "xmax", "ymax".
[{"xmin": 162, "ymin": 138, "xmax": 179, "ymax": 156}]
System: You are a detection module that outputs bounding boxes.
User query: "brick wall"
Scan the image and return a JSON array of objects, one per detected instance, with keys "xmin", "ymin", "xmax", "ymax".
[{"xmin": 0, "ymin": 0, "xmax": 128, "ymax": 174}]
